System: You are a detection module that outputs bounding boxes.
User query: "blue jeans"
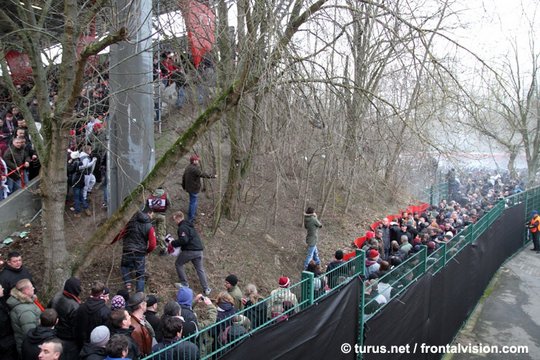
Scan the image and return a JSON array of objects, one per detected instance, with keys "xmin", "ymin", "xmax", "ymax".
[
  {"xmin": 7, "ymin": 170, "xmax": 29, "ymax": 194},
  {"xmin": 176, "ymin": 85, "xmax": 186, "ymax": 108},
  {"xmin": 304, "ymin": 245, "xmax": 320, "ymax": 269},
  {"xmin": 188, "ymin": 192, "xmax": 198, "ymax": 222},
  {"xmin": 120, "ymin": 254, "xmax": 146, "ymax": 292},
  {"xmin": 73, "ymin": 187, "xmax": 88, "ymax": 213}
]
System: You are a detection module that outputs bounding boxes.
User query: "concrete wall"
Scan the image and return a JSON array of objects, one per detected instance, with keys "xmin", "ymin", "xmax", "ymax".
[{"xmin": 0, "ymin": 179, "xmax": 41, "ymax": 239}]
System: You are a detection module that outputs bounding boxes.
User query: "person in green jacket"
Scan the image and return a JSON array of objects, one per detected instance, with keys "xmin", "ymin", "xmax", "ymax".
[
  {"xmin": 6, "ymin": 278, "xmax": 41, "ymax": 355},
  {"xmin": 303, "ymin": 207, "xmax": 323, "ymax": 270}
]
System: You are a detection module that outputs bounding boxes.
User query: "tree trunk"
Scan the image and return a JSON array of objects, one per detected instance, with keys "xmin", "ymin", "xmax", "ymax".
[
  {"xmin": 222, "ymin": 111, "xmax": 243, "ymax": 220},
  {"xmin": 39, "ymin": 121, "xmax": 70, "ymax": 297}
]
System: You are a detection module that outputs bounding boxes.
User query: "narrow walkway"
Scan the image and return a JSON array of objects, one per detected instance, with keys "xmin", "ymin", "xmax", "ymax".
[{"xmin": 451, "ymin": 246, "xmax": 540, "ymax": 359}]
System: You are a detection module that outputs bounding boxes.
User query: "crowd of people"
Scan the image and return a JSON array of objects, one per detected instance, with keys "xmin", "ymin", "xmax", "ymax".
[
  {"xmin": 2, "ymin": 163, "xmax": 531, "ymax": 360},
  {"xmin": 0, "ymin": 248, "xmax": 303, "ymax": 360}
]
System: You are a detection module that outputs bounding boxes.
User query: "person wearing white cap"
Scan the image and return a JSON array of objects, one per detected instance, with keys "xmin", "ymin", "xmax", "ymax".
[{"xmin": 79, "ymin": 325, "xmax": 109, "ymax": 359}]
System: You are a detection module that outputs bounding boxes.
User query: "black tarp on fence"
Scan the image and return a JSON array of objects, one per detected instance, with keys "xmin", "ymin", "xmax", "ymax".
[
  {"xmin": 363, "ymin": 203, "xmax": 525, "ymax": 360},
  {"xmin": 221, "ymin": 275, "xmax": 361, "ymax": 360}
]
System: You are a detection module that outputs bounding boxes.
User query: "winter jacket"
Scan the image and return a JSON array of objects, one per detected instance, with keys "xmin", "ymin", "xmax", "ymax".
[
  {"xmin": 244, "ymin": 298, "xmax": 268, "ymax": 329},
  {"xmin": 48, "ymin": 291, "xmax": 80, "ymax": 341},
  {"xmin": 152, "ymin": 338, "xmax": 199, "ymax": 360},
  {"xmin": 227, "ymin": 285, "xmax": 243, "ymax": 311},
  {"xmin": 172, "ymin": 220, "xmax": 204, "ymax": 251},
  {"xmin": 267, "ymin": 288, "xmax": 298, "ymax": 319},
  {"xmin": 67, "ymin": 158, "xmax": 85, "ymax": 188},
  {"xmin": 20, "ymin": 325, "xmax": 56, "ymax": 360},
  {"xmin": 110, "ymin": 327, "xmax": 140, "ymax": 360},
  {"xmin": 0, "ymin": 265, "xmax": 34, "ymax": 303},
  {"xmin": 130, "ymin": 315, "xmax": 152, "ymax": 357},
  {"xmin": 216, "ymin": 302, "xmax": 236, "ymax": 332},
  {"xmin": 3, "ymin": 145, "xmax": 30, "ymax": 181},
  {"xmin": 182, "ymin": 163, "xmax": 213, "ymax": 194},
  {"xmin": 0, "ymin": 300, "xmax": 16, "ymax": 356},
  {"xmin": 79, "ymin": 343, "xmax": 106, "ymax": 360},
  {"xmin": 74, "ymin": 297, "xmax": 111, "ymax": 347},
  {"xmin": 179, "ymin": 305, "xmax": 199, "ymax": 339},
  {"xmin": 6, "ymin": 288, "xmax": 41, "ymax": 354},
  {"xmin": 304, "ymin": 213, "xmax": 322, "ymax": 246},
  {"xmin": 143, "ymin": 310, "xmax": 160, "ymax": 337},
  {"xmin": 122, "ymin": 211, "xmax": 155, "ymax": 256}
]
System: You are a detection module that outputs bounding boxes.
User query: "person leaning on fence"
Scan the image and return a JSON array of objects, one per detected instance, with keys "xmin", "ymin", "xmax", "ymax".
[
  {"xmin": 267, "ymin": 277, "xmax": 298, "ymax": 320},
  {"xmin": 527, "ymin": 210, "xmax": 540, "ymax": 254},
  {"xmin": 152, "ymin": 315, "xmax": 199, "ymax": 360},
  {"xmin": 326, "ymin": 250, "xmax": 346, "ymax": 289},
  {"xmin": 224, "ymin": 274, "xmax": 243, "ymax": 310},
  {"xmin": 242, "ymin": 284, "xmax": 267, "ymax": 329}
]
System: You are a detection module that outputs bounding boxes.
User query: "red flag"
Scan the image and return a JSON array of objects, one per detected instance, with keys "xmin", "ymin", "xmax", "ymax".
[
  {"xmin": 179, "ymin": 0, "xmax": 216, "ymax": 68},
  {"xmin": 5, "ymin": 50, "xmax": 33, "ymax": 85}
]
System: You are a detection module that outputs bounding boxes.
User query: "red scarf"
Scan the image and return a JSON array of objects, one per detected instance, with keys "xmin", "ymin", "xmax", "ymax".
[
  {"xmin": 63, "ymin": 290, "xmax": 82, "ymax": 304},
  {"xmin": 34, "ymin": 298, "xmax": 45, "ymax": 312}
]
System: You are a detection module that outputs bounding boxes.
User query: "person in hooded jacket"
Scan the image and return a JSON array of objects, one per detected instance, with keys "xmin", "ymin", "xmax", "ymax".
[
  {"xmin": 117, "ymin": 207, "xmax": 156, "ymax": 293},
  {"xmin": 175, "ymin": 286, "xmax": 199, "ymax": 338},
  {"xmin": 79, "ymin": 325, "xmax": 109, "ymax": 360},
  {"xmin": 48, "ymin": 277, "xmax": 82, "ymax": 360},
  {"xmin": 215, "ymin": 292, "xmax": 236, "ymax": 333},
  {"xmin": 7, "ymin": 278, "xmax": 41, "ymax": 355},
  {"xmin": 303, "ymin": 207, "xmax": 322, "ymax": 270},
  {"xmin": 74, "ymin": 281, "xmax": 111, "ymax": 348},
  {"xmin": 0, "ymin": 284, "xmax": 17, "ymax": 360},
  {"xmin": 171, "ymin": 211, "xmax": 211, "ymax": 295},
  {"xmin": 21, "ymin": 308, "xmax": 58, "ymax": 360}
]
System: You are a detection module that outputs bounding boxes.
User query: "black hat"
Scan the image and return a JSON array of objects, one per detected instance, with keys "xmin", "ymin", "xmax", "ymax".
[
  {"xmin": 63, "ymin": 277, "xmax": 82, "ymax": 297},
  {"xmin": 128, "ymin": 292, "xmax": 146, "ymax": 308},
  {"xmin": 146, "ymin": 294, "xmax": 158, "ymax": 307},
  {"xmin": 225, "ymin": 274, "xmax": 238, "ymax": 287}
]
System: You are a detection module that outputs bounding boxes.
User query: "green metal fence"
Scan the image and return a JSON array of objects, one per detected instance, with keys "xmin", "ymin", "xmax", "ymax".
[{"xmin": 144, "ymin": 185, "xmax": 540, "ymax": 360}]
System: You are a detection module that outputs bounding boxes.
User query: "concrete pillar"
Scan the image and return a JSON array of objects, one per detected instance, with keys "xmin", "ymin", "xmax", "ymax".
[{"xmin": 108, "ymin": 0, "xmax": 155, "ymax": 214}]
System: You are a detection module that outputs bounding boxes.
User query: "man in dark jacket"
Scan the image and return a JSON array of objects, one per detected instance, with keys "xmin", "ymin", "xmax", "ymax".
[
  {"xmin": 0, "ymin": 284, "xmax": 17, "ymax": 360},
  {"xmin": 171, "ymin": 211, "xmax": 211, "ymax": 295},
  {"xmin": 303, "ymin": 207, "xmax": 322, "ymax": 270},
  {"xmin": 109, "ymin": 309, "xmax": 140, "ymax": 360},
  {"xmin": 74, "ymin": 281, "xmax": 111, "ymax": 347},
  {"xmin": 152, "ymin": 316, "xmax": 199, "ymax": 360},
  {"xmin": 21, "ymin": 309, "xmax": 58, "ymax": 360},
  {"xmin": 79, "ymin": 325, "xmax": 109, "ymax": 360},
  {"xmin": 181, "ymin": 154, "xmax": 217, "ymax": 222},
  {"xmin": 3, "ymin": 136, "xmax": 31, "ymax": 193},
  {"xmin": 48, "ymin": 277, "xmax": 82, "ymax": 359},
  {"xmin": 0, "ymin": 251, "xmax": 34, "ymax": 303},
  {"xmin": 118, "ymin": 207, "xmax": 156, "ymax": 293}
]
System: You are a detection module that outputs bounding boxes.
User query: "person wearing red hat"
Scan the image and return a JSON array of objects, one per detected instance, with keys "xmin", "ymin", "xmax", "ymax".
[
  {"xmin": 181, "ymin": 154, "xmax": 217, "ymax": 222},
  {"xmin": 365, "ymin": 249, "xmax": 381, "ymax": 277},
  {"xmin": 267, "ymin": 277, "xmax": 298, "ymax": 320}
]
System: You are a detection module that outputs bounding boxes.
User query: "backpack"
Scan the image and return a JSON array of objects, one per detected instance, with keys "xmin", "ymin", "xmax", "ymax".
[{"xmin": 148, "ymin": 192, "xmax": 167, "ymax": 212}]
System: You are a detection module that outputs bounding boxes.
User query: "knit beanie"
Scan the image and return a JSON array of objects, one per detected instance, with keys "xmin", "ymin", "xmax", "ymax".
[
  {"xmin": 63, "ymin": 277, "xmax": 82, "ymax": 297},
  {"xmin": 225, "ymin": 274, "xmax": 238, "ymax": 287},
  {"xmin": 176, "ymin": 286, "xmax": 194, "ymax": 307},
  {"xmin": 110, "ymin": 295, "xmax": 126, "ymax": 311},
  {"xmin": 278, "ymin": 276, "xmax": 290, "ymax": 288},
  {"xmin": 90, "ymin": 325, "xmax": 110, "ymax": 347}
]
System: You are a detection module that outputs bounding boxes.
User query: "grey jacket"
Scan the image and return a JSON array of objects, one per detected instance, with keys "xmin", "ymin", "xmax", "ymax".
[{"xmin": 6, "ymin": 288, "xmax": 40, "ymax": 354}]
